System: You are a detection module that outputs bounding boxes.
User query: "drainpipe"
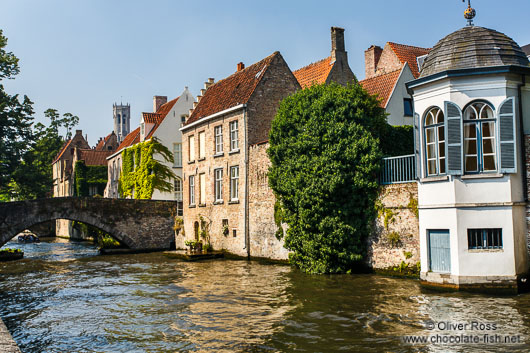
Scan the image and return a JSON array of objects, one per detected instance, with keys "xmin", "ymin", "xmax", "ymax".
[
  {"xmin": 518, "ymin": 75, "xmax": 527, "ymax": 202},
  {"xmin": 243, "ymin": 106, "xmax": 250, "ymax": 258}
]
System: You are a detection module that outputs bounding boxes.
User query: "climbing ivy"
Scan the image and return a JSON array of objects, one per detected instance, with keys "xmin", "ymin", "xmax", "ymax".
[
  {"xmin": 118, "ymin": 138, "xmax": 175, "ymax": 199},
  {"xmin": 74, "ymin": 161, "xmax": 107, "ymax": 197}
]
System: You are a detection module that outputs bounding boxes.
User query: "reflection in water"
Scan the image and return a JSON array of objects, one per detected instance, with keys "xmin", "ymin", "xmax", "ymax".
[{"xmin": 0, "ymin": 239, "xmax": 529, "ymax": 352}]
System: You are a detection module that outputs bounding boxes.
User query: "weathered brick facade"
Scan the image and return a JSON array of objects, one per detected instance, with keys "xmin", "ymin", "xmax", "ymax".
[
  {"xmin": 366, "ymin": 183, "xmax": 420, "ymax": 269},
  {"xmin": 179, "ymin": 52, "xmax": 299, "ymax": 258},
  {"xmin": 248, "ymin": 142, "xmax": 289, "ymax": 260}
]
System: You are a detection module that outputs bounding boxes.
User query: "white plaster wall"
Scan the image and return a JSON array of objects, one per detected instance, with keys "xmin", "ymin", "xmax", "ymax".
[
  {"xmin": 413, "ymin": 72, "xmax": 529, "ymax": 281},
  {"xmin": 385, "ymin": 65, "xmax": 414, "ymax": 126},
  {"xmin": 151, "ymin": 87, "xmax": 194, "ymax": 200}
]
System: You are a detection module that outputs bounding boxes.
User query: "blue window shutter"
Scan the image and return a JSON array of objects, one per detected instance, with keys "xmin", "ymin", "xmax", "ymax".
[
  {"xmin": 444, "ymin": 101, "xmax": 463, "ymax": 175},
  {"xmin": 414, "ymin": 113, "xmax": 421, "ymax": 179},
  {"xmin": 498, "ymin": 97, "xmax": 517, "ymax": 173}
]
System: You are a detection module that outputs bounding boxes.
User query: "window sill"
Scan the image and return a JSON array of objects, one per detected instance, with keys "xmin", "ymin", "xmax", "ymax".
[
  {"xmin": 198, "ymin": 203, "xmax": 206, "ymax": 208},
  {"xmin": 213, "ymin": 153, "xmax": 225, "ymax": 158},
  {"xmin": 188, "ymin": 160, "xmax": 195, "ymax": 165},
  {"xmin": 228, "ymin": 200, "xmax": 240, "ymax": 204},
  {"xmin": 213, "ymin": 200, "xmax": 224, "ymax": 205},
  {"xmin": 467, "ymin": 249, "xmax": 504, "ymax": 253},
  {"xmin": 461, "ymin": 173, "xmax": 503, "ymax": 180},
  {"xmin": 189, "ymin": 204, "xmax": 196, "ymax": 208},
  {"xmin": 420, "ymin": 175, "xmax": 448, "ymax": 183},
  {"xmin": 229, "ymin": 149, "xmax": 240, "ymax": 155},
  {"xmin": 198, "ymin": 158, "xmax": 206, "ymax": 162}
]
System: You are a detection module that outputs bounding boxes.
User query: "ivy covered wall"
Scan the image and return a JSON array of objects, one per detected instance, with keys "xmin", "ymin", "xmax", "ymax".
[
  {"xmin": 118, "ymin": 138, "xmax": 174, "ymax": 199},
  {"xmin": 74, "ymin": 161, "xmax": 107, "ymax": 197}
]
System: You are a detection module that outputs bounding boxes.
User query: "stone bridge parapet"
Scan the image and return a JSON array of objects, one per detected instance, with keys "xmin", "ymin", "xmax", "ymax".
[{"xmin": 0, "ymin": 198, "xmax": 181, "ymax": 250}]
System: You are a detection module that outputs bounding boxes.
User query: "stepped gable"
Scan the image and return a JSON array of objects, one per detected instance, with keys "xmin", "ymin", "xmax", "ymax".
[
  {"xmin": 420, "ymin": 26, "xmax": 529, "ymax": 78},
  {"xmin": 185, "ymin": 52, "xmax": 280, "ymax": 126}
]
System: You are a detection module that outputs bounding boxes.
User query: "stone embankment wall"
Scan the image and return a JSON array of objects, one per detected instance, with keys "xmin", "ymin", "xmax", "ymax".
[
  {"xmin": 248, "ymin": 142, "xmax": 289, "ymax": 260},
  {"xmin": 0, "ymin": 318, "xmax": 20, "ymax": 353},
  {"xmin": 366, "ymin": 183, "xmax": 420, "ymax": 270}
]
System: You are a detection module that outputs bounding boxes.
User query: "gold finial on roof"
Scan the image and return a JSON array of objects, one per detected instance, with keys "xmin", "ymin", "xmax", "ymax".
[{"xmin": 463, "ymin": 0, "xmax": 476, "ymax": 26}]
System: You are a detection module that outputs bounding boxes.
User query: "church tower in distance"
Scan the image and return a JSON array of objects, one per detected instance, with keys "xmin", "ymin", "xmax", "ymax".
[{"xmin": 113, "ymin": 102, "xmax": 130, "ymax": 143}]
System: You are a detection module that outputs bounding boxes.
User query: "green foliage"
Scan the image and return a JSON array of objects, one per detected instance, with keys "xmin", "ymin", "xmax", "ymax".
[
  {"xmin": 74, "ymin": 161, "xmax": 107, "ymax": 197},
  {"xmin": 0, "ymin": 248, "xmax": 22, "ymax": 253},
  {"xmin": 403, "ymin": 251, "xmax": 413, "ymax": 259},
  {"xmin": 376, "ymin": 201, "xmax": 396, "ymax": 230},
  {"xmin": 407, "ymin": 193, "xmax": 419, "ymax": 218},
  {"xmin": 387, "ymin": 231, "xmax": 401, "ymax": 247},
  {"xmin": 173, "ymin": 216, "xmax": 184, "ymax": 235},
  {"xmin": 0, "ymin": 30, "xmax": 79, "ymax": 200},
  {"xmin": 222, "ymin": 224, "xmax": 229, "ymax": 236},
  {"xmin": 273, "ymin": 200, "xmax": 284, "ymax": 240},
  {"xmin": 118, "ymin": 138, "xmax": 175, "ymax": 199},
  {"xmin": 72, "ymin": 221, "xmax": 123, "ymax": 249},
  {"xmin": 97, "ymin": 234, "xmax": 121, "ymax": 249},
  {"xmin": 268, "ymin": 82, "xmax": 387, "ymax": 274},
  {"xmin": 203, "ymin": 243, "xmax": 212, "ymax": 252},
  {"xmin": 379, "ymin": 125, "xmax": 414, "ymax": 157}
]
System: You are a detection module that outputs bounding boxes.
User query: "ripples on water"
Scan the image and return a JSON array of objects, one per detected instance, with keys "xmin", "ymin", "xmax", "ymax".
[{"xmin": 0, "ymin": 239, "xmax": 529, "ymax": 352}]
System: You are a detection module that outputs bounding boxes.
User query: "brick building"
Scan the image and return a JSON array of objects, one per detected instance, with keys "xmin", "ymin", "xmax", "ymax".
[
  {"xmin": 360, "ymin": 42, "xmax": 430, "ymax": 126},
  {"xmin": 179, "ymin": 27, "xmax": 357, "ymax": 259}
]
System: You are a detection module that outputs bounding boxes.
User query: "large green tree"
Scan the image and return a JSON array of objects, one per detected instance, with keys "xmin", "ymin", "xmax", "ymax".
[
  {"xmin": 268, "ymin": 83, "xmax": 388, "ymax": 274},
  {"xmin": 0, "ymin": 30, "xmax": 79, "ymax": 200},
  {"xmin": 0, "ymin": 29, "xmax": 34, "ymax": 195}
]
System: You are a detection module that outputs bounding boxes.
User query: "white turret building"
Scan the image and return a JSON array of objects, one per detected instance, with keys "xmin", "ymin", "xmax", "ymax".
[{"xmin": 407, "ymin": 10, "xmax": 530, "ymax": 292}]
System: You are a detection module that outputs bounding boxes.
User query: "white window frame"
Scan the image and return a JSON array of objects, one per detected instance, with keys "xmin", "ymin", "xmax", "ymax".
[
  {"xmin": 189, "ymin": 175, "xmax": 195, "ymax": 205},
  {"xmin": 214, "ymin": 168, "xmax": 223, "ymax": 202},
  {"xmin": 215, "ymin": 126, "xmax": 223, "ymax": 154},
  {"xmin": 173, "ymin": 143, "xmax": 182, "ymax": 167},
  {"xmin": 230, "ymin": 120, "xmax": 239, "ymax": 151},
  {"xmin": 199, "ymin": 173, "xmax": 206, "ymax": 205},
  {"xmin": 230, "ymin": 166, "xmax": 239, "ymax": 201},
  {"xmin": 188, "ymin": 135, "xmax": 195, "ymax": 162},
  {"xmin": 463, "ymin": 101, "xmax": 497, "ymax": 174},
  {"xmin": 174, "ymin": 177, "xmax": 183, "ymax": 202},
  {"xmin": 198, "ymin": 131, "xmax": 206, "ymax": 159},
  {"xmin": 423, "ymin": 107, "xmax": 446, "ymax": 177}
]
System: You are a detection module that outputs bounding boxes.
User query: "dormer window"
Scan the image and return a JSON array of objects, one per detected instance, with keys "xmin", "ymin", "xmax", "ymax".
[{"xmin": 463, "ymin": 102, "xmax": 496, "ymax": 173}]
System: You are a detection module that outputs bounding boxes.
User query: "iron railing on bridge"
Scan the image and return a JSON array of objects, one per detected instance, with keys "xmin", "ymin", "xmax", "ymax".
[{"xmin": 379, "ymin": 154, "xmax": 416, "ymax": 185}]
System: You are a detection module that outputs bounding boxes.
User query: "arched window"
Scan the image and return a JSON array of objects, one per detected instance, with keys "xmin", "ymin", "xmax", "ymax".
[
  {"xmin": 463, "ymin": 101, "xmax": 496, "ymax": 173},
  {"xmin": 424, "ymin": 107, "xmax": 445, "ymax": 176}
]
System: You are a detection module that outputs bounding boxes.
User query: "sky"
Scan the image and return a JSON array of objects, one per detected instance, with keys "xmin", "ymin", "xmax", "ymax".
[{"xmin": 2, "ymin": 0, "xmax": 530, "ymax": 146}]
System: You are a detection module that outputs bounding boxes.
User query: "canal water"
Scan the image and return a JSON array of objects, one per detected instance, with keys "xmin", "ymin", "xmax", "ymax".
[{"xmin": 1, "ymin": 238, "xmax": 529, "ymax": 352}]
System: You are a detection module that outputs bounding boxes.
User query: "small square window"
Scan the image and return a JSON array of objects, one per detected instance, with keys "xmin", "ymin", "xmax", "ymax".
[{"xmin": 233, "ymin": 229, "xmax": 237, "ymax": 237}]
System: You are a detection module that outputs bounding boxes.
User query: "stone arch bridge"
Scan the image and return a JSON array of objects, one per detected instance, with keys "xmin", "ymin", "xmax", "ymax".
[{"xmin": 0, "ymin": 197, "xmax": 181, "ymax": 250}]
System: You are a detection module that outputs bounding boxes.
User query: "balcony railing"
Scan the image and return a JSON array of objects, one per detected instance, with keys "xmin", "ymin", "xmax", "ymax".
[{"xmin": 379, "ymin": 154, "xmax": 416, "ymax": 185}]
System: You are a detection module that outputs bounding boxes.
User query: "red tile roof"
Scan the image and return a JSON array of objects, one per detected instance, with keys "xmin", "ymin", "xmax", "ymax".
[
  {"xmin": 144, "ymin": 97, "xmax": 179, "ymax": 140},
  {"xmin": 95, "ymin": 132, "xmax": 113, "ymax": 150},
  {"xmin": 116, "ymin": 127, "xmax": 141, "ymax": 151},
  {"xmin": 77, "ymin": 149, "xmax": 112, "ymax": 166},
  {"xmin": 293, "ymin": 57, "xmax": 333, "ymax": 88},
  {"xmin": 185, "ymin": 52, "xmax": 280, "ymax": 126},
  {"xmin": 53, "ymin": 140, "xmax": 72, "ymax": 164},
  {"xmin": 388, "ymin": 42, "xmax": 430, "ymax": 78},
  {"xmin": 142, "ymin": 113, "xmax": 162, "ymax": 124},
  {"xmin": 359, "ymin": 67, "xmax": 402, "ymax": 108}
]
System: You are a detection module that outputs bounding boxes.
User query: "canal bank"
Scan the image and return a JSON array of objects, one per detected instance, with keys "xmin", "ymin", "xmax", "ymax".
[{"xmin": 0, "ymin": 318, "xmax": 20, "ymax": 353}]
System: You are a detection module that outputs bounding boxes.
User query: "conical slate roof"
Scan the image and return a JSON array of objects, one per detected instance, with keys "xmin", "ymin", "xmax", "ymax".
[{"xmin": 420, "ymin": 26, "xmax": 529, "ymax": 78}]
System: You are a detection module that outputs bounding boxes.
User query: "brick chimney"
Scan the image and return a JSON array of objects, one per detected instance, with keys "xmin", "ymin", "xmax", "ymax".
[
  {"xmin": 237, "ymin": 62, "xmax": 245, "ymax": 71},
  {"xmin": 331, "ymin": 27, "xmax": 346, "ymax": 62},
  {"xmin": 153, "ymin": 96, "xmax": 168, "ymax": 113},
  {"xmin": 365, "ymin": 45, "xmax": 383, "ymax": 79}
]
